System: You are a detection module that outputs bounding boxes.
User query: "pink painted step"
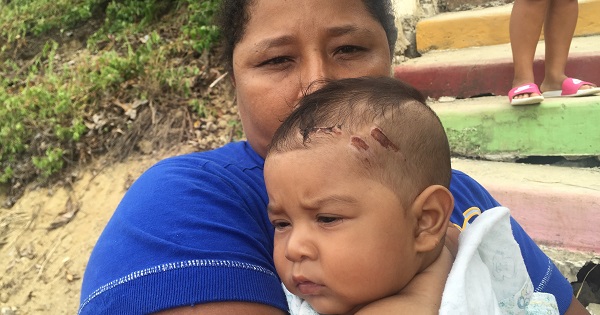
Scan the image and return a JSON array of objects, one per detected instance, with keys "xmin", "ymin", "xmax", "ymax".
[
  {"xmin": 452, "ymin": 158, "xmax": 600, "ymax": 254},
  {"xmin": 490, "ymin": 185, "xmax": 600, "ymax": 253}
]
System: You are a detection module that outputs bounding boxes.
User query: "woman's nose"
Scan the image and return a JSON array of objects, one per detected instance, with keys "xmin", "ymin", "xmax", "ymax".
[
  {"xmin": 284, "ymin": 229, "xmax": 317, "ymax": 262},
  {"xmin": 298, "ymin": 55, "xmax": 334, "ymax": 97}
]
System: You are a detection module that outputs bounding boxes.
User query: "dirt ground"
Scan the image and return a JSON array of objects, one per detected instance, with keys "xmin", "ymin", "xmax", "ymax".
[{"xmin": 0, "ymin": 145, "xmax": 195, "ymax": 314}]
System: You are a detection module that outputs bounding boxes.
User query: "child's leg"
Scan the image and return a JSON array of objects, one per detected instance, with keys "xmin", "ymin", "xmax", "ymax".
[
  {"xmin": 509, "ymin": 0, "xmax": 549, "ymax": 99},
  {"xmin": 540, "ymin": 0, "xmax": 594, "ymax": 91}
]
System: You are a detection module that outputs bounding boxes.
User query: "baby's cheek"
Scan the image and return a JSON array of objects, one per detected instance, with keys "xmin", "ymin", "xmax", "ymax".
[{"xmin": 272, "ymin": 243, "xmax": 287, "ymax": 271}]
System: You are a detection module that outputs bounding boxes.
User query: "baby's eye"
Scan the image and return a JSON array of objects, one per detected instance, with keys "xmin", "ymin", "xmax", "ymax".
[
  {"xmin": 316, "ymin": 215, "xmax": 342, "ymax": 225},
  {"xmin": 271, "ymin": 220, "xmax": 291, "ymax": 230}
]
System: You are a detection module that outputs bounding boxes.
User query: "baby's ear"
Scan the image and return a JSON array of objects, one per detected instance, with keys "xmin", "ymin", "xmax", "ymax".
[{"xmin": 411, "ymin": 185, "xmax": 454, "ymax": 253}]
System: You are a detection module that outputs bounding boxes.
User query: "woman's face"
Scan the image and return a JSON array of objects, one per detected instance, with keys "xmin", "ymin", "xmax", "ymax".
[{"xmin": 232, "ymin": 0, "xmax": 392, "ymax": 157}]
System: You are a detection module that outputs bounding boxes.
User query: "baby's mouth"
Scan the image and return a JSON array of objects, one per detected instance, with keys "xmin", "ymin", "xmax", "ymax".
[{"xmin": 293, "ymin": 275, "xmax": 324, "ymax": 296}]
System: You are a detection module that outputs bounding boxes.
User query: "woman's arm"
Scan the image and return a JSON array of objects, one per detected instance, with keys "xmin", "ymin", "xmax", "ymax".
[
  {"xmin": 564, "ymin": 297, "xmax": 591, "ymax": 315},
  {"xmin": 155, "ymin": 302, "xmax": 287, "ymax": 315},
  {"xmin": 79, "ymin": 146, "xmax": 288, "ymax": 314},
  {"xmin": 355, "ymin": 246, "xmax": 453, "ymax": 315}
]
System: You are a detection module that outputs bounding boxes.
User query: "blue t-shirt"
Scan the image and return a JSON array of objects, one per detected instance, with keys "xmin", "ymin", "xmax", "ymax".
[{"xmin": 79, "ymin": 141, "xmax": 573, "ymax": 314}]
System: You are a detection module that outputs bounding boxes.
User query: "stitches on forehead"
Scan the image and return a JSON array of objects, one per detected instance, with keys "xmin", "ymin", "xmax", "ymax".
[{"xmin": 300, "ymin": 125, "xmax": 343, "ymax": 143}]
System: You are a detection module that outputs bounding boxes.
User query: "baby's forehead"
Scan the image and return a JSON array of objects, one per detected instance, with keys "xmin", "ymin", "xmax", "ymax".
[
  {"xmin": 267, "ymin": 123, "xmax": 401, "ymax": 166},
  {"xmin": 307, "ymin": 127, "xmax": 393, "ymax": 168}
]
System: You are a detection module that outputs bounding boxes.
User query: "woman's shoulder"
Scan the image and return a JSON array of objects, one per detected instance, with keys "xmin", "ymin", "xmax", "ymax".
[
  {"xmin": 129, "ymin": 141, "xmax": 267, "ymax": 202},
  {"xmin": 155, "ymin": 141, "xmax": 263, "ymax": 171},
  {"xmin": 450, "ymin": 169, "xmax": 500, "ymax": 216},
  {"xmin": 450, "ymin": 169, "xmax": 488, "ymax": 193}
]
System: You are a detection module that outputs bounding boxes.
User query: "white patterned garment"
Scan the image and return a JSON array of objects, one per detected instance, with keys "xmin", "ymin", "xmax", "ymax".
[
  {"xmin": 439, "ymin": 206, "xmax": 559, "ymax": 315},
  {"xmin": 284, "ymin": 284, "xmax": 320, "ymax": 315}
]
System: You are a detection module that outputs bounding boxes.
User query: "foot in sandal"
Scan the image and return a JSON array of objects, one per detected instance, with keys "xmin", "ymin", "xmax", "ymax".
[
  {"xmin": 508, "ymin": 83, "xmax": 544, "ymax": 106},
  {"xmin": 541, "ymin": 78, "xmax": 600, "ymax": 98}
]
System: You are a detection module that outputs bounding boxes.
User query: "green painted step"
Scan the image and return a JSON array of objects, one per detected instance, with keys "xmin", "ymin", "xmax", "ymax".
[{"xmin": 430, "ymin": 96, "xmax": 600, "ymax": 158}]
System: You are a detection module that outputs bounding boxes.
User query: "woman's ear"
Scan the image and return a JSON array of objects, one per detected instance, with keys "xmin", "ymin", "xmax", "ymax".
[
  {"xmin": 230, "ymin": 72, "xmax": 236, "ymax": 87},
  {"xmin": 411, "ymin": 185, "xmax": 454, "ymax": 253}
]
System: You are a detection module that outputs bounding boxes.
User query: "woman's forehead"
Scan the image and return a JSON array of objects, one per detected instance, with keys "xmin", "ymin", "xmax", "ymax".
[{"xmin": 243, "ymin": 0, "xmax": 378, "ymax": 34}]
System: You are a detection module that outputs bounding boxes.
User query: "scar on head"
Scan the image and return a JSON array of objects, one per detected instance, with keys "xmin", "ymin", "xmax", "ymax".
[
  {"xmin": 370, "ymin": 127, "xmax": 399, "ymax": 152},
  {"xmin": 301, "ymin": 125, "xmax": 342, "ymax": 141},
  {"xmin": 350, "ymin": 136, "xmax": 369, "ymax": 151}
]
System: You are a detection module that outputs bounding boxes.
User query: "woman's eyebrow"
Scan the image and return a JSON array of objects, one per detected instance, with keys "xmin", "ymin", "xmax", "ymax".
[
  {"xmin": 253, "ymin": 25, "xmax": 372, "ymax": 52},
  {"xmin": 254, "ymin": 35, "xmax": 295, "ymax": 51},
  {"xmin": 326, "ymin": 25, "xmax": 372, "ymax": 37}
]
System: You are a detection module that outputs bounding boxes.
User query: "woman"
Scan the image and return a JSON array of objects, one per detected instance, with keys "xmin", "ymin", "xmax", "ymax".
[{"xmin": 79, "ymin": 1, "xmax": 586, "ymax": 314}]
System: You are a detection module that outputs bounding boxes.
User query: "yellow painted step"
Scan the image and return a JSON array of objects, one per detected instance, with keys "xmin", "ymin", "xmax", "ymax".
[{"xmin": 416, "ymin": 0, "xmax": 600, "ymax": 52}]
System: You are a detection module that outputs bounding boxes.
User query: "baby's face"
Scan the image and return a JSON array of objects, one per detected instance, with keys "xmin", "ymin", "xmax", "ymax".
[{"xmin": 265, "ymin": 139, "xmax": 422, "ymax": 314}]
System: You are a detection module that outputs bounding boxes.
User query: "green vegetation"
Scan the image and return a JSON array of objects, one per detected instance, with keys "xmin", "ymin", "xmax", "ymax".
[
  {"xmin": 0, "ymin": 0, "xmax": 226, "ymax": 191},
  {"xmin": 0, "ymin": 0, "xmax": 95, "ymax": 45}
]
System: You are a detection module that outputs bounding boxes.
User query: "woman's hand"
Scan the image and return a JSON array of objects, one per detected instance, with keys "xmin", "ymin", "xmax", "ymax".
[{"xmin": 354, "ymin": 246, "xmax": 454, "ymax": 315}]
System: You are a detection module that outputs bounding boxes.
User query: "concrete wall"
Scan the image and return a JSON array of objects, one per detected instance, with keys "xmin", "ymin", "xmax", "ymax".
[
  {"xmin": 393, "ymin": 0, "xmax": 419, "ymax": 16},
  {"xmin": 392, "ymin": 0, "xmax": 434, "ymax": 57},
  {"xmin": 394, "ymin": 0, "xmax": 512, "ymax": 15},
  {"xmin": 393, "ymin": 0, "xmax": 437, "ymax": 18},
  {"xmin": 391, "ymin": 0, "xmax": 512, "ymax": 57}
]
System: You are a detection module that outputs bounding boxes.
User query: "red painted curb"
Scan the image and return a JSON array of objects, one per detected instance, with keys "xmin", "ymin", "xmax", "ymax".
[{"xmin": 394, "ymin": 53, "xmax": 600, "ymax": 99}]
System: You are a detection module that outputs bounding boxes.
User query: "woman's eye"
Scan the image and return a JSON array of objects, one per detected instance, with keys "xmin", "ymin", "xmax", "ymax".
[
  {"xmin": 335, "ymin": 45, "xmax": 365, "ymax": 55},
  {"xmin": 258, "ymin": 56, "xmax": 292, "ymax": 67}
]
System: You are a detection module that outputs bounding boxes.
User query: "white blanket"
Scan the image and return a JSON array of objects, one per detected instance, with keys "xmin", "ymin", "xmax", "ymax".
[
  {"xmin": 439, "ymin": 206, "xmax": 559, "ymax": 315},
  {"xmin": 285, "ymin": 207, "xmax": 559, "ymax": 315}
]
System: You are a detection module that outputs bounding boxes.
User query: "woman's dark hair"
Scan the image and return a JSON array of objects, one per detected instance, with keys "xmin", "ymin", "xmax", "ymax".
[{"xmin": 215, "ymin": 0, "xmax": 398, "ymax": 74}]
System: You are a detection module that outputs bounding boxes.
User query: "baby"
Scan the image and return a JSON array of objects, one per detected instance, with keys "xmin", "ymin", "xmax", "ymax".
[
  {"xmin": 264, "ymin": 76, "xmax": 561, "ymax": 315},
  {"xmin": 264, "ymin": 77, "xmax": 454, "ymax": 314}
]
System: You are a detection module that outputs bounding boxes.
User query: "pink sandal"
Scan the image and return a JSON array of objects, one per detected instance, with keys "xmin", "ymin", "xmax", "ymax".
[
  {"xmin": 508, "ymin": 83, "xmax": 544, "ymax": 106},
  {"xmin": 541, "ymin": 78, "xmax": 600, "ymax": 97}
]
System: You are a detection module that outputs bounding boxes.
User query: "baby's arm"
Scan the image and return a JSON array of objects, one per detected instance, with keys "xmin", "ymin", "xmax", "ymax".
[{"xmin": 354, "ymin": 245, "xmax": 453, "ymax": 315}]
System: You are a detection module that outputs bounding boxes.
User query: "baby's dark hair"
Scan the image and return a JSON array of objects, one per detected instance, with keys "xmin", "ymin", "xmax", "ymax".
[
  {"xmin": 268, "ymin": 77, "xmax": 451, "ymax": 204},
  {"xmin": 215, "ymin": 0, "xmax": 398, "ymax": 74}
]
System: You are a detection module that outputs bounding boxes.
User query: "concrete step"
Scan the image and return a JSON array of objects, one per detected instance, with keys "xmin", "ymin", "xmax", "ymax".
[
  {"xmin": 430, "ymin": 95, "xmax": 600, "ymax": 157},
  {"xmin": 539, "ymin": 245, "xmax": 599, "ymax": 284},
  {"xmin": 452, "ymin": 157, "xmax": 600, "ymax": 253},
  {"xmin": 415, "ymin": 0, "xmax": 600, "ymax": 52},
  {"xmin": 395, "ymin": 35, "xmax": 600, "ymax": 99}
]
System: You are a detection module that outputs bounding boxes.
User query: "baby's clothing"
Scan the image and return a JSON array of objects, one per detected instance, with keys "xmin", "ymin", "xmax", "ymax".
[
  {"xmin": 285, "ymin": 207, "xmax": 559, "ymax": 315},
  {"xmin": 284, "ymin": 285, "xmax": 320, "ymax": 315},
  {"xmin": 439, "ymin": 206, "xmax": 559, "ymax": 315}
]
